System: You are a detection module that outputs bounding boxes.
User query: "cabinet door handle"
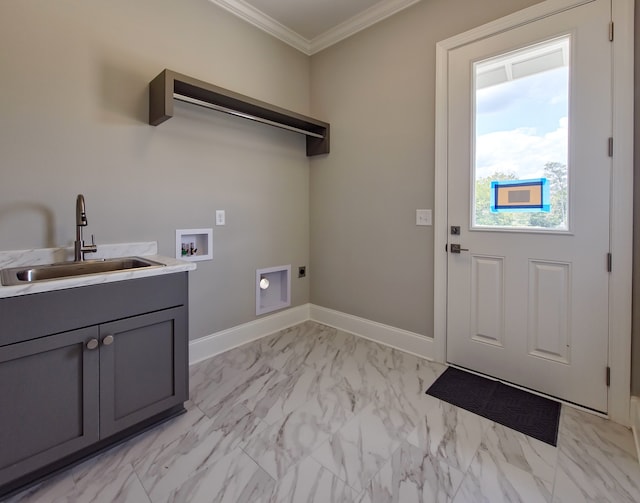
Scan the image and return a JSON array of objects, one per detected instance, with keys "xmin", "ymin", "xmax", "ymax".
[
  {"xmin": 102, "ymin": 335, "xmax": 115, "ymax": 346},
  {"xmin": 86, "ymin": 339, "xmax": 99, "ymax": 350}
]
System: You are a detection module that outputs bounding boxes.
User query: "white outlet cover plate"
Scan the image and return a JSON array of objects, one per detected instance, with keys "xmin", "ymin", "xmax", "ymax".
[
  {"xmin": 416, "ymin": 209, "xmax": 432, "ymax": 226},
  {"xmin": 216, "ymin": 210, "xmax": 225, "ymax": 226}
]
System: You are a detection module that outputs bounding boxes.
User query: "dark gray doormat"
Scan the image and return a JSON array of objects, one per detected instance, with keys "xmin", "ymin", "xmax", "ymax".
[{"xmin": 426, "ymin": 367, "xmax": 561, "ymax": 446}]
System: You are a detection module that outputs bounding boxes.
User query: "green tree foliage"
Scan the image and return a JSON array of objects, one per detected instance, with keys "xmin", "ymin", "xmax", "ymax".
[
  {"xmin": 474, "ymin": 162, "xmax": 567, "ymax": 229},
  {"xmin": 475, "ymin": 171, "xmax": 516, "ymax": 226}
]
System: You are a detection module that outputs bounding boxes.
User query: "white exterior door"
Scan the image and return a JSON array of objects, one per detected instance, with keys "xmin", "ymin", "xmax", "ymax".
[{"xmin": 446, "ymin": 0, "xmax": 612, "ymax": 412}]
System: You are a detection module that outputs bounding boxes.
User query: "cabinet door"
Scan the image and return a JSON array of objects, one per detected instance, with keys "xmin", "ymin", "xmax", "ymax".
[
  {"xmin": 99, "ymin": 307, "xmax": 187, "ymax": 438},
  {"xmin": 0, "ymin": 327, "xmax": 100, "ymax": 487}
]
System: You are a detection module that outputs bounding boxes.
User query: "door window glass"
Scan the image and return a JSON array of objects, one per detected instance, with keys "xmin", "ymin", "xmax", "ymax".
[{"xmin": 473, "ymin": 36, "xmax": 570, "ymax": 230}]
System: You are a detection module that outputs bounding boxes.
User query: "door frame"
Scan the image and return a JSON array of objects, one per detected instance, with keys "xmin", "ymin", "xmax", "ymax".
[{"xmin": 433, "ymin": 0, "xmax": 634, "ymax": 425}]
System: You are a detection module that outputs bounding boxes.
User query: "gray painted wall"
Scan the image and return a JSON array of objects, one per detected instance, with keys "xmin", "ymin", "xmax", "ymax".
[
  {"xmin": 309, "ymin": 0, "xmax": 542, "ymax": 336},
  {"xmin": 0, "ymin": 0, "xmax": 312, "ymax": 340},
  {"xmin": 632, "ymin": 2, "xmax": 640, "ymax": 396},
  {"xmin": 1, "ymin": 0, "xmax": 638, "ymax": 396}
]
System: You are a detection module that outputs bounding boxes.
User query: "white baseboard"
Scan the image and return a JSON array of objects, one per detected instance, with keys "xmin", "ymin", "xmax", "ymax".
[
  {"xmin": 631, "ymin": 396, "xmax": 640, "ymax": 465},
  {"xmin": 189, "ymin": 304, "xmax": 310, "ymax": 365},
  {"xmin": 189, "ymin": 303, "xmax": 435, "ymax": 366},
  {"xmin": 309, "ymin": 305, "xmax": 434, "ymax": 361}
]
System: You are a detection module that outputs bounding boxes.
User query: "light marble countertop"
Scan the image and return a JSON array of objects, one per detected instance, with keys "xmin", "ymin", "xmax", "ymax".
[{"xmin": 0, "ymin": 242, "xmax": 196, "ymax": 299}]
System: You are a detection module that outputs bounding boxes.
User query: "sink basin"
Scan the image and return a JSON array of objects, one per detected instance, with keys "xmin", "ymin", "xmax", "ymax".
[{"xmin": 0, "ymin": 257, "xmax": 165, "ymax": 286}]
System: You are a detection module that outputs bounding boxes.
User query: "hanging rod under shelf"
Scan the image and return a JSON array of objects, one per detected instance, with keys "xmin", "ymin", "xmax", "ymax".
[
  {"xmin": 173, "ymin": 93, "xmax": 325, "ymax": 139},
  {"xmin": 148, "ymin": 69, "xmax": 330, "ymax": 157}
]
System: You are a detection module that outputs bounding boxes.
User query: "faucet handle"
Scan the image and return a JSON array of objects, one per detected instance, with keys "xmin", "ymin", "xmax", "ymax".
[{"xmin": 82, "ymin": 234, "xmax": 98, "ymax": 258}]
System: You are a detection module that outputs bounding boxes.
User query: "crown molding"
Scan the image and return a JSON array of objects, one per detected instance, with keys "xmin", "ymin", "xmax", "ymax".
[
  {"xmin": 209, "ymin": 0, "xmax": 312, "ymax": 54},
  {"xmin": 208, "ymin": 0, "xmax": 422, "ymax": 55},
  {"xmin": 310, "ymin": 0, "xmax": 421, "ymax": 54}
]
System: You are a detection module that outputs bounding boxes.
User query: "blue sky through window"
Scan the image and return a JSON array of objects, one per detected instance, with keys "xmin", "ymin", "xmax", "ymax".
[
  {"xmin": 474, "ymin": 39, "xmax": 570, "ymax": 180},
  {"xmin": 476, "ymin": 67, "xmax": 568, "ymax": 136}
]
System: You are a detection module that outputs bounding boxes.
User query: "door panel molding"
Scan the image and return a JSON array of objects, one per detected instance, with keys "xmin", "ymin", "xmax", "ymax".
[
  {"xmin": 434, "ymin": 0, "xmax": 633, "ymax": 425},
  {"xmin": 527, "ymin": 259, "xmax": 572, "ymax": 364},
  {"xmin": 470, "ymin": 255, "xmax": 505, "ymax": 347}
]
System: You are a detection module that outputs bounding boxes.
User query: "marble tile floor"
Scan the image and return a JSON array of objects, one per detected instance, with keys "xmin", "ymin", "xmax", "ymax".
[{"xmin": 5, "ymin": 321, "xmax": 640, "ymax": 503}]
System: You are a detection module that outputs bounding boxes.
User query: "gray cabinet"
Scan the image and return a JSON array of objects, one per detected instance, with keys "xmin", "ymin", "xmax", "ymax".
[
  {"xmin": 0, "ymin": 273, "xmax": 188, "ymax": 497},
  {"xmin": 0, "ymin": 326, "xmax": 100, "ymax": 487},
  {"xmin": 99, "ymin": 307, "xmax": 187, "ymax": 438}
]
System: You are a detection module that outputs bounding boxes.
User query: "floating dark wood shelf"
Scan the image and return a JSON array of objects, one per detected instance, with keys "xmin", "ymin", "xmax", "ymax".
[{"xmin": 149, "ymin": 69, "xmax": 330, "ymax": 157}]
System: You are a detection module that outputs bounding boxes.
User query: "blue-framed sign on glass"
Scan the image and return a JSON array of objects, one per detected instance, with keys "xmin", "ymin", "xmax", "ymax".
[{"xmin": 490, "ymin": 178, "xmax": 551, "ymax": 213}]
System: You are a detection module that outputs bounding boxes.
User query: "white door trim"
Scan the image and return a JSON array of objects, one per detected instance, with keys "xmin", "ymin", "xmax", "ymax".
[{"xmin": 433, "ymin": 0, "xmax": 634, "ymax": 425}]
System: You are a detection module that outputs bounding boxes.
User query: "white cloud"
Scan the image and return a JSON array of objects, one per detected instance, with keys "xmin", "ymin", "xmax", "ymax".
[{"xmin": 475, "ymin": 117, "xmax": 568, "ymax": 179}]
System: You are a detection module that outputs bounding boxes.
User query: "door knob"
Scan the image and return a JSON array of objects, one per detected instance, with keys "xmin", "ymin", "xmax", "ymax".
[
  {"xmin": 86, "ymin": 339, "xmax": 99, "ymax": 350},
  {"xmin": 450, "ymin": 244, "xmax": 469, "ymax": 254},
  {"xmin": 102, "ymin": 334, "xmax": 114, "ymax": 346}
]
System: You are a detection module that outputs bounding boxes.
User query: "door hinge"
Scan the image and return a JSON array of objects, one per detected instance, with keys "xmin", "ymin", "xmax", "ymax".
[
  {"xmin": 607, "ymin": 252, "xmax": 612, "ymax": 272},
  {"xmin": 606, "ymin": 366, "xmax": 611, "ymax": 386},
  {"xmin": 609, "ymin": 21, "xmax": 614, "ymax": 41},
  {"xmin": 608, "ymin": 137, "xmax": 614, "ymax": 157}
]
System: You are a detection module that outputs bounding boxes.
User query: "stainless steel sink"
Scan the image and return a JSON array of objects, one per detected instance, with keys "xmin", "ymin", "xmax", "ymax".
[{"xmin": 0, "ymin": 257, "xmax": 165, "ymax": 286}]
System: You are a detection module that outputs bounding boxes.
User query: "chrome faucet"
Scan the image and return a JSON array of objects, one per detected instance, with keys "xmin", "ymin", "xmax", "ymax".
[{"xmin": 74, "ymin": 194, "xmax": 97, "ymax": 261}]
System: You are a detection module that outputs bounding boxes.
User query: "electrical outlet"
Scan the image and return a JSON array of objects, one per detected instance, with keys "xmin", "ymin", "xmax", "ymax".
[
  {"xmin": 416, "ymin": 209, "xmax": 432, "ymax": 226},
  {"xmin": 298, "ymin": 266, "xmax": 306, "ymax": 278},
  {"xmin": 215, "ymin": 210, "xmax": 225, "ymax": 226}
]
